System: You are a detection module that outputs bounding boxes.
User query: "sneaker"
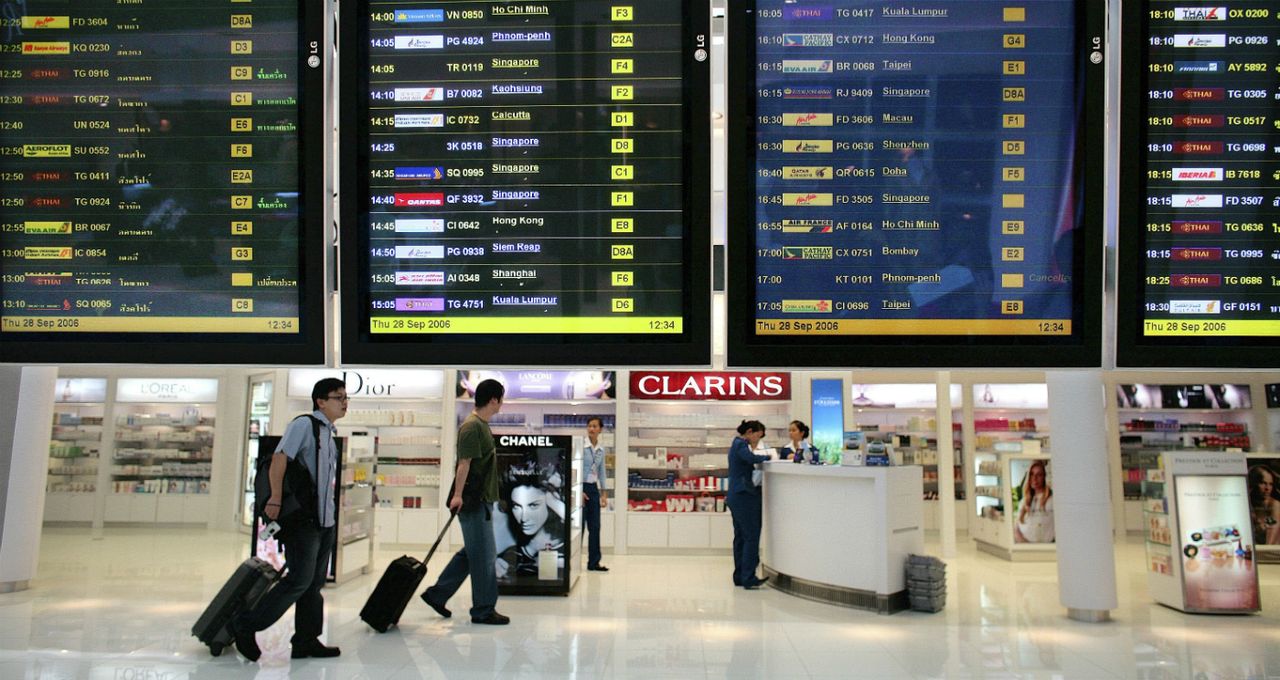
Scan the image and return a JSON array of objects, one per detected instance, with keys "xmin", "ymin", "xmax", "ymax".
[
  {"xmin": 229, "ymin": 621, "xmax": 261, "ymax": 662},
  {"xmin": 471, "ymin": 612, "xmax": 511, "ymax": 625},
  {"xmin": 291, "ymin": 640, "xmax": 341, "ymax": 658},
  {"xmin": 420, "ymin": 591, "xmax": 451, "ymax": 618}
]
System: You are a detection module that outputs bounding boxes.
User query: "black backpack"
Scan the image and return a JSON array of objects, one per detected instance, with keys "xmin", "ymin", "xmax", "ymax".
[{"xmin": 254, "ymin": 415, "xmax": 330, "ymax": 536}]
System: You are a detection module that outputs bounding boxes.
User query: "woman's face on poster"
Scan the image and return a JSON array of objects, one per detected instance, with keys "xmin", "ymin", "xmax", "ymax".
[{"xmin": 510, "ymin": 485, "xmax": 549, "ymax": 536}]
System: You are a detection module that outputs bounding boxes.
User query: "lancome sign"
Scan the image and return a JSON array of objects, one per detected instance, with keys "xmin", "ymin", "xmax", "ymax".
[
  {"xmin": 630, "ymin": 372, "xmax": 790, "ymax": 401},
  {"xmin": 116, "ymin": 379, "xmax": 220, "ymax": 403},
  {"xmin": 287, "ymin": 369, "xmax": 444, "ymax": 400}
]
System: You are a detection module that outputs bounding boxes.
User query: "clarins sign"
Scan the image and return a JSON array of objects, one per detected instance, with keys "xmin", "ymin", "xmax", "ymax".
[{"xmin": 629, "ymin": 372, "xmax": 790, "ymax": 401}]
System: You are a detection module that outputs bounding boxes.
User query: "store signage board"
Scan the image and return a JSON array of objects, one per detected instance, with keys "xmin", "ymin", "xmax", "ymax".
[
  {"xmin": 972, "ymin": 383, "xmax": 1048, "ymax": 410},
  {"xmin": 849, "ymin": 383, "xmax": 962, "ymax": 409},
  {"xmin": 810, "ymin": 378, "xmax": 844, "ymax": 463},
  {"xmin": 1244, "ymin": 456, "xmax": 1280, "ymax": 552},
  {"xmin": 630, "ymin": 371, "xmax": 791, "ymax": 401},
  {"xmin": 339, "ymin": 1, "xmax": 711, "ymax": 366},
  {"xmin": 1173, "ymin": 474, "xmax": 1260, "ymax": 613},
  {"xmin": 287, "ymin": 369, "xmax": 444, "ymax": 400},
  {"xmin": 1117, "ymin": 2, "xmax": 1280, "ymax": 367},
  {"xmin": 0, "ymin": 2, "xmax": 328, "ymax": 364},
  {"xmin": 116, "ymin": 378, "xmax": 219, "ymax": 403},
  {"xmin": 1115, "ymin": 383, "xmax": 1251, "ymax": 410},
  {"xmin": 725, "ymin": 0, "xmax": 1105, "ymax": 367},
  {"xmin": 492, "ymin": 434, "xmax": 576, "ymax": 595},
  {"xmin": 457, "ymin": 371, "xmax": 615, "ymax": 401},
  {"xmin": 54, "ymin": 378, "xmax": 107, "ymax": 403}
]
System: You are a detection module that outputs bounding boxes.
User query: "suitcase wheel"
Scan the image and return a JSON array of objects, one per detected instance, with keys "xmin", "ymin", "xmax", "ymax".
[
  {"xmin": 375, "ymin": 622, "xmax": 391, "ymax": 634},
  {"xmin": 209, "ymin": 643, "xmax": 224, "ymax": 657}
]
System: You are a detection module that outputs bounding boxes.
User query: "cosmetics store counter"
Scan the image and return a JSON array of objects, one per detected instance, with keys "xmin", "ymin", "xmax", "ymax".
[{"xmin": 762, "ymin": 463, "xmax": 923, "ymax": 614}]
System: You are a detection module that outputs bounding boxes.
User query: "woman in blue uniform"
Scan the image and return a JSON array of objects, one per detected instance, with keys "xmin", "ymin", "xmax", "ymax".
[
  {"xmin": 726, "ymin": 419, "xmax": 770, "ymax": 589},
  {"xmin": 780, "ymin": 420, "xmax": 817, "ymax": 463}
]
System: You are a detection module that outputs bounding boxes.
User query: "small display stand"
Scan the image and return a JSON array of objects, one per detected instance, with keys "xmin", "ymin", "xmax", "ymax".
[
  {"xmin": 1145, "ymin": 451, "xmax": 1260, "ymax": 614},
  {"xmin": 1244, "ymin": 453, "xmax": 1280, "ymax": 564},
  {"xmin": 971, "ymin": 446, "xmax": 1057, "ymax": 562}
]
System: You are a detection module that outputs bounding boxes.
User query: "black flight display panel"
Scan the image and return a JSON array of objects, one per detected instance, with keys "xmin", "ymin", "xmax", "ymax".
[
  {"xmin": 0, "ymin": 0, "xmax": 328, "ymax": 364},
  {"xmin": 726, "ymin": 1, "xmax": 1104, "ymax": 367},
  {"xmin": 340, "ymin": 1, "xmax": 710, "ymax": 366},
  {"xmin": 1118, "ymin": 2, "xmax": 1280, "ymax": 367}
]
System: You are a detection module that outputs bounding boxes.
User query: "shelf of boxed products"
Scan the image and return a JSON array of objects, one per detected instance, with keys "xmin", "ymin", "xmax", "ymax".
[
  {"xmin": 47, "ymin": 410, "xmax": 103, "ymax": 495},
  {"xmin": 1141, "ymin": 469, "xmax": 1173, "ymax": 576},
  {"xmin": 627, "ymin": 451, "xmax": 729, "ymax": 513},
  {"xmin": 1118, "ymin": 415, "xmax": 1250, "ymax": 500},
  {"xmin": 865, "ymin": 420, "xmax": 963, "ymax": 501},
  {"xmin": 111, "ymin": 414, "xmax": 215, "ymax": 495}
]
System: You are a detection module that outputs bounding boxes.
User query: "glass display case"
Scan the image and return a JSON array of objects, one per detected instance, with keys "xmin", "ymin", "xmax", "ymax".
[{"xmin": 43, "ymin": 378, "xmax": 107, "ymax": 524}]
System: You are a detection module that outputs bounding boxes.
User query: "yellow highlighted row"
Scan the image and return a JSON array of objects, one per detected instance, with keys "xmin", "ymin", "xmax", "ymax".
[
  {"xmin": 1, "ymin": 317, "xmax": 297, "ymax": 333},
  {"xmin": 1144, "ymin": 320, "xmax": 1280, "ymax": 337},
  {"xmin": 370, "ymin": 317, "xmax": 682, "ymax": 334},
  {"xmin": 755, "ymin": 319, "xmax": 1071, "ymax": 336}
]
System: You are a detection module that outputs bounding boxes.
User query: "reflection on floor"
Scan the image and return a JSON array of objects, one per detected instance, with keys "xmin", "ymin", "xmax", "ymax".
[{"xmin": 0, "ymin": 528, "xmax": 1278, "ymax": 679}]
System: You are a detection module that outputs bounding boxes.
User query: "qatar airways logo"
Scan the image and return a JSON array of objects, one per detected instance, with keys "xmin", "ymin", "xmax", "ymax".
[
  {"xmin": 1174, "ymin": 7, "xmax": 1226, "ymax": 21},
  {"xmin": 630, "ymin": 372, "xmax": 791, "ymax": 400},
  {"xmin": 1172, "ymin": 167, "xmax": 1222, "ymax": 181}
]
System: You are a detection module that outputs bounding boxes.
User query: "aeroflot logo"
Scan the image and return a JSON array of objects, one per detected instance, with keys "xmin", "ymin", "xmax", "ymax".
[
  {"xmin": 1172, "ymin": 167, "xmax": 1222, "ymax": 181},
  {"xmin": 1174, "ymin": 7, "xmax": 1226, "ymax": 21}
]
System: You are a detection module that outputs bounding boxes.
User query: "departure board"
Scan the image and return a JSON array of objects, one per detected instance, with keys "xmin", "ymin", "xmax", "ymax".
[
  {"xmin": 340, "ymin": 1, "xmax": 710, "ymax": 366},
  {"xmin": 726, "ymin": 1, "xmax": 1104, "ymax": 367},
  {"xmin": 1118, "ymin": 2, "xmax": 1280, "ymax": 367},
  {"xmin": 0, "ymin": 0, "xmax": 327, "ymax": 364}
]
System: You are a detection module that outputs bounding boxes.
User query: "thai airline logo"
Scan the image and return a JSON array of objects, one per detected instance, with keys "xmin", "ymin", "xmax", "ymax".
[
  {"xmin": 1174, "ymin": 7, "xmax": 1226, "ymax": 21},
  {"xmin": 394, "ymin": 88, "xmax": 446, "ymax": 102},
  {"xmin": 1172, "ymin": 168, "xmax": 1222, "ymax": 181},
  {"xmin": 784, "ymin": 5, "xmax": 833, "ymax": 20}
]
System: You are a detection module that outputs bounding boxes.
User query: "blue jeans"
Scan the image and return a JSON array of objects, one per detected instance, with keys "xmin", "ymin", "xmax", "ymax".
[
  {"xmin": 583, "ymin": 483, "xmax": 603, "ymax": 567},
  {"xmin": 727, "ymin": 492, "xmax": 762, "ymax": 587},
  {"xmin": 238, "ymin": 521, "xmax": 335, "ymax": 645},
  {"xmin": 424, "ymin": 504, "xmax": 497, "ymax": 619}
]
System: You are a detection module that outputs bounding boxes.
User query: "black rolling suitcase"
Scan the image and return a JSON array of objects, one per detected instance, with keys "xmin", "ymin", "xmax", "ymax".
[
  {"xmin": 361, "ymin": 512, "xmax": 455, "ymax": 633},
  {"xmin": 192, "ymin": 557, "xmax": 280, "ymax": 656}
]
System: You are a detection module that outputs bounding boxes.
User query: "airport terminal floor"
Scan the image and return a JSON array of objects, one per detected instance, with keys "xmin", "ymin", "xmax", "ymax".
[{"xmin": 3, "ymin": 529, "xmax": 1277, "ymax": 680}]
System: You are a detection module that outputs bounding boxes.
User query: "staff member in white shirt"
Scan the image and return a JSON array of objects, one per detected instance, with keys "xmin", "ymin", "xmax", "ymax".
[{"xmin": 583, "ymin": 416, "xmax": 610, "ymax": 571}]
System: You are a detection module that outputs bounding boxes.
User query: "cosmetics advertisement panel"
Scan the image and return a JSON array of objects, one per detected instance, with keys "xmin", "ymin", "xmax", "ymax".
[{"xmin": 1175, "ymin": 475, "xmax": 1260, "ymax": 612}]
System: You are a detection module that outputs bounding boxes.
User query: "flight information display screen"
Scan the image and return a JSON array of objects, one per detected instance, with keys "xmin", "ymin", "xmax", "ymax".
[
  {"xmin": 0, "ymin": 0, "xmax": 327, "ymax": 364},
  {"xmin": 341, "ymin": 1, "xmax": 710, "ymax": 365},
  {"xmin": 1118, "ymin": 2, "xmax": 1280, "ymax": 367},
  {"xmin": 726, "ymin": 1, "xmax": 1104, "ymax": 367}
]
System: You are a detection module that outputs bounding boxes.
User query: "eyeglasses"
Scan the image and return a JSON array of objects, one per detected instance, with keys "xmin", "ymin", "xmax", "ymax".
[{"xmin": 325, "ymin": 394, "xmax": 350, "ymax": 402}]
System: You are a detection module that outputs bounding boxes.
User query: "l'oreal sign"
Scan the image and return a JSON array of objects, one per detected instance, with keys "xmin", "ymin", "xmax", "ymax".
[
  {"xmin": 287, "ymin": 369, "xmax": 444, "ymax": 400},
  {"xmin": 629, "ymin": 372, "xmax": 791, "ymax": 401},
  {"xmin": 116, "ymin": 378, "xmax": 220, "ymax": 403}
]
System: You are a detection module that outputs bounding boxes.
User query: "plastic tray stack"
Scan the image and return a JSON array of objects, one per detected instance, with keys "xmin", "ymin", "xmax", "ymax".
[{"xmin": 905, "ymin": 554, "xmax": 946, "ymax": 613}]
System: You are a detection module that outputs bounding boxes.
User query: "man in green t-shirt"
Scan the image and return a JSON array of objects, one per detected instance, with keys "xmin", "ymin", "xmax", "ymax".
[{"xmin": 421, "ymin": 379, "xmax": 509, "ymax": 625}]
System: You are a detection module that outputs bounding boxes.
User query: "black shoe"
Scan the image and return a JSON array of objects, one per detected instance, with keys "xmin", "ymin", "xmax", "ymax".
[
  {"xmin": 229, "ymin": 621, "xmax": 261, "ymax": 662},
  {"xmin": 291, "ymin": 640, "xmax": 341, "ymax": 659},
  {"xmin": 471, "ymin": 612, "xmax": 510, "ymax": 625},
  {"xmin": 587, "ymin": 564, "xmax": 609, "ymax": 572},
  {"xmin": 744, "ymin": 576, "xmax": 770, "ymax": 590},
  {"xmin": 420, "ymin": 591, "xmax": 451, "ymax": 618}
]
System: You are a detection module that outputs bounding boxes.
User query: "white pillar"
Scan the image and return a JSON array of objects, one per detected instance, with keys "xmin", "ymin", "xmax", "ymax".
[
  {"xmin": 1046, "ymin": 371, "xmax": 1117, "ymax": 622},
  {"xmin": 935, "ymin": 372, "xmax": 956, "ymax": 558},
  {"xmin": 0, "ymin": 366, "xmax": 58, "ymax": 593}
]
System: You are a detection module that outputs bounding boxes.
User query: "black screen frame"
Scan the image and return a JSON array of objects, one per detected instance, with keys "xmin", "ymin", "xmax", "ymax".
[
  {"xmin": 725, "ymin": 0, "xmax": 1105, "ymax": 368},
  {"xmin": 1116, "ymin": 1, "xmax": 1280, "ymax": 368},
  {"xmin": 339, "ymin": 1, "xmax": 711, "ymax": 366},
  {"xmin": 0, "ymin": 0, "xmax": 329, "ymax": 365}
]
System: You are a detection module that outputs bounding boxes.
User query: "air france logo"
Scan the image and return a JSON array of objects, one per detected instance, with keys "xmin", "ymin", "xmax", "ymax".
[{"xmin": 1174, "ymin": 7, "xmax": 1226, "ymax": 21}]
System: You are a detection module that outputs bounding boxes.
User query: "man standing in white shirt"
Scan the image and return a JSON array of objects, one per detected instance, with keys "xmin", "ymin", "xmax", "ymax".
[{"xmin": 583, "ymin": 416, "xmax": 609, "ymax": 571}]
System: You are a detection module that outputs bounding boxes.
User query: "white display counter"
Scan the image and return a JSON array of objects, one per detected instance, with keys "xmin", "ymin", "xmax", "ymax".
[{"xmin": 762, "ymin": 463, "xmax": 923, "ymax": 614}]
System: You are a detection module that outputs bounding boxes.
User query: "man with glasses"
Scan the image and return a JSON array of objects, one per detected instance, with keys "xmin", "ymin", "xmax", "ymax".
[{"xmin": 232, "ymin": 378, "xmax": 347, "ymax": 661}]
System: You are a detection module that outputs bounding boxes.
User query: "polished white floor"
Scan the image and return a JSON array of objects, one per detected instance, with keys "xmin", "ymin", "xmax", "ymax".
[{"xmin": 2, "ymin": 529, "xmax": 1279, "ymax": 679}]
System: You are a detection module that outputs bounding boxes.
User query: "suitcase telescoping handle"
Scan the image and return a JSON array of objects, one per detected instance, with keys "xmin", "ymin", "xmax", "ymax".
[{"xmin": 424, "ymin": 511, "xmax": 456, "ymax": 564}]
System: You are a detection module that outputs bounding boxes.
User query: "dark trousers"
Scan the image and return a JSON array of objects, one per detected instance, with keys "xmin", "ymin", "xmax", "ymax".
[
  {"xmin": 238, "ymin": 522, "xmax": 335, "ymax": 645},
  {"xmin": 424, "ymin": 504, "xmax": 498, "ymax": 620},
  {"xmin": 583, "ymin": 482, "xmax": 603, "ymax": 567},
  {"xmin": 727, "ymin": 492, "xmax": 762, "ymax": 587}
]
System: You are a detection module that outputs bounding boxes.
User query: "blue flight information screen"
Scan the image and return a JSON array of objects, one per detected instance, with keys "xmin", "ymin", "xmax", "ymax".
[{"xmin": 748, "ymin": 1, "xmax": 1084, "ymax": 338}]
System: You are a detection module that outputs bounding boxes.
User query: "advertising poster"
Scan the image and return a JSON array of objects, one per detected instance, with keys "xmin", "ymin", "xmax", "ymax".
[
  {"xmin": 1174, "ymin": 475, "xmax": 1260, "ymax": 612},
  {"xmin": 1010, "ymin": 459, "xmax": 1055, "ymax": 544},
  {"xmin": 493, "ymin": 434, "xmax": 575, "ymax": 595},
  {"xmin": 458, "ymin": 371, "xmax": 615, "ymax": 401},
  {"xmin": 1115, "ymin": 384, "xmax": 1252, "ymax": 410},
  {"xmin": 810, "ymin": 379, "xmax": 844, "ymax": 465},
  {"xmin": 1246, "ymin": 458, "xmax": 1280, "ymax": 546}
]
